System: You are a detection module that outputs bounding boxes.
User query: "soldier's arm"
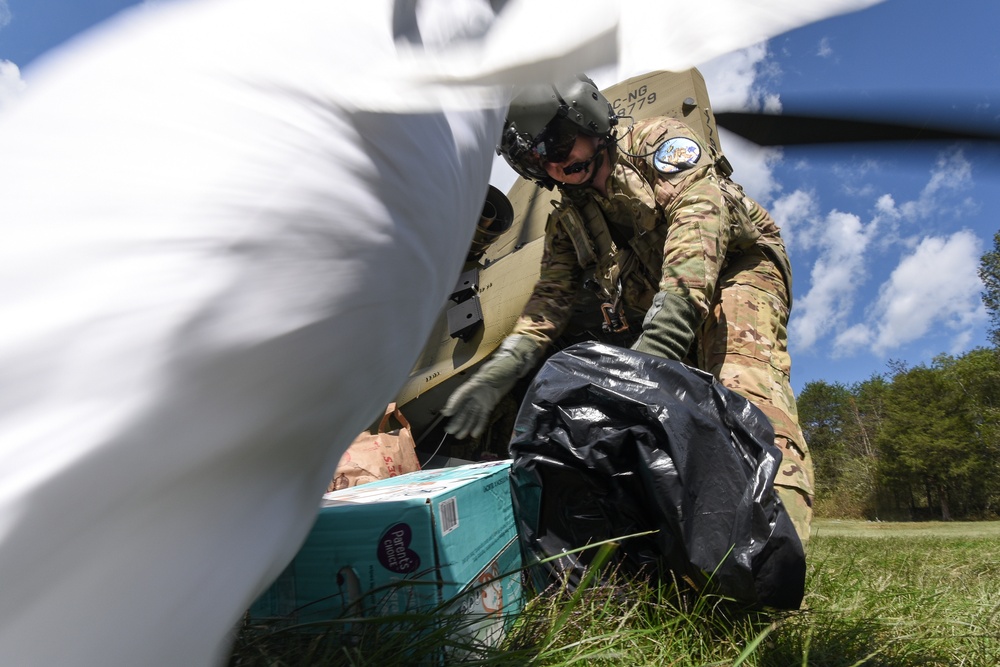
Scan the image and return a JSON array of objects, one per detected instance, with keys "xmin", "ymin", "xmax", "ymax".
[
  {"xmin": 632, "ymin": 168, "xmax": 731, "ymax": 360},
  {"xmin": 656, "ymin": 170, "xmax": 730, "ymax": 320},
  {"xmin": 511, "ymin": 213, "xmax": 582, "ymax": 349}
]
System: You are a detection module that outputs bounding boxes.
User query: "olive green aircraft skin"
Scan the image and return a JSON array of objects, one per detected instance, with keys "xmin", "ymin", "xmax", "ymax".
[{"xmin": 392, "ymin": 69, "xmax": 723, "ymax": 451}]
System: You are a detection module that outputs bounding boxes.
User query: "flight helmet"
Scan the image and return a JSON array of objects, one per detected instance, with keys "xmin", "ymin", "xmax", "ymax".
[{"xmin": 499, "ymin": 74, "xmax": 617, "ymax": 188}]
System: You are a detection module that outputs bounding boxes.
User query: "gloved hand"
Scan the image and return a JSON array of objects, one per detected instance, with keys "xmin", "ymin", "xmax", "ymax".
[
  {"xmin": 442, "ymin": 334, "xmax": 542, "ymax": 440},
  {"xmin": 631, "ymin": 291, "xmax": 699, "ymax": 361}
]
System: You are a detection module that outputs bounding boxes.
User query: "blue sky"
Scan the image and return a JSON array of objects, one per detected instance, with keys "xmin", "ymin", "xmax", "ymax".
[
  {"xmin": 697, "ymin": 0, "xmax": 1000, "ymax": 394},
  {"xmin": 2, "ymin": 0, "xmax": 998, "ymax": 395}
]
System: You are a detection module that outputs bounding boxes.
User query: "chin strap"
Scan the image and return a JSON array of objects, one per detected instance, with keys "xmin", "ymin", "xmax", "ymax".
[
  {"xmin": 582, "ymin": 146, "xmax": 607, "ymax": 188},
  {"xmin": 560, "ymin": 141, "xmax": 614, "ymax": 193}
]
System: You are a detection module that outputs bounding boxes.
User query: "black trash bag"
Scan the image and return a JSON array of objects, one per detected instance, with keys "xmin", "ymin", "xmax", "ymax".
[{"xmin": 508, "ymin": 342, "xmax": 805, "ymax": 609}]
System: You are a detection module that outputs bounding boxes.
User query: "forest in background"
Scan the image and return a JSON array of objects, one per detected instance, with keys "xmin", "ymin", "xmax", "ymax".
[{"xmin": 797, "ymin": 230, "xmax": 1000, "ymax": 521}]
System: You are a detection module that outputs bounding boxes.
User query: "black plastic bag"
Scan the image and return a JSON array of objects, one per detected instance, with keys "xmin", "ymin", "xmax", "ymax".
[{"xmin": 508, "ymin": 342, "xmax": 805, "ymax": 609}]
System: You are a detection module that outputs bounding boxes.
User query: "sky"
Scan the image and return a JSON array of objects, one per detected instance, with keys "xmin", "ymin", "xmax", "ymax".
[{"xmin": 1, "ymin": 0, "xmax": 998, "ymax": 395}]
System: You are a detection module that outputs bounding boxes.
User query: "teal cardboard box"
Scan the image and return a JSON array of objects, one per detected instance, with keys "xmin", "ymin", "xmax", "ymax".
[{"xmin": 249, "ymin": 460, "xmax": 522, "ymax": 647}]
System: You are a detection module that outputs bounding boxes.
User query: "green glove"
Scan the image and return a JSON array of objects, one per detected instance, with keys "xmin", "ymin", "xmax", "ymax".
[
  {"xmin": 631, "ymin": 291, "xmax": 699, "ymax": 361},
  {"xmin": 442, "ymin": 334, "xmax": 542, "ymax": 440}
]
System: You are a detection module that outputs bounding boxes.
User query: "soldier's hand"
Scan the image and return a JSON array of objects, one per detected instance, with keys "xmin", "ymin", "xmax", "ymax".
[
  {"xmin": 441, "ymin": 334, "xmax": 542, "ymax": 440},
  {"xmin": 441, "ymin": 375, "xmax": 503, "ymax": 440},
  {"xmin": 631, "ymin": 291, "xmax": 698, "ymax": 361}
]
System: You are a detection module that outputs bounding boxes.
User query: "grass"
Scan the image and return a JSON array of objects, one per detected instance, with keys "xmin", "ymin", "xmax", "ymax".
[{"xmin": 229, "ymin": 520, "xmax": 1000, "ymax": 666}]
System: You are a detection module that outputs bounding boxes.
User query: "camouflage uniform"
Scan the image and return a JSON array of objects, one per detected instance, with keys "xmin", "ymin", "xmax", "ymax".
[{"xmin": 512, "ymin": 116, "xmax": 814, "ymax": 543}]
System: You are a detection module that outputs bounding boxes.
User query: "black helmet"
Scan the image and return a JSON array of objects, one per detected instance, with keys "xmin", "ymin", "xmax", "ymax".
[{"xmin": 499, "ymin": 74, "xmax": 617, "ymax": 188}]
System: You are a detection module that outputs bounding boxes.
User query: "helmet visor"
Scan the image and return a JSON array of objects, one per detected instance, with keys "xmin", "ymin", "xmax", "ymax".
[
  {"xmin": 501, "ymin": 117, "xmax": 583, "ymax": 184},
  {"xmin": 531, "ymin": 117, "xmax": 580, "ymax": 165}
]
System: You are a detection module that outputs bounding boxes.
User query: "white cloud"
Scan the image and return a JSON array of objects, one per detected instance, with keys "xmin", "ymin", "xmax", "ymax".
[
  {"xmin": 948, "ymin": 328, "xmax": 975, "ymax": 355},
  {"xmin": 874, "ymin": 193, "xmax": 897, "ymax": 217},
  {"xmin": 0, "ymin": 60, "xmax": 27, "ymax": 111},
  {"xmin": 700, "ymin": 43, "xmax": 783, "ymax": 114},
  {"xmin": 830, "ymin": 158, "xmax": 888, "ymax": 199},
  {"xmin": 860, "ymin": 150, "xmax": 976, "ymax": 254},
  {"xmin": 817, "ymin": 37, "xmax": 833, "ymax": 58},
  {"xmin": 717, "ymin": 130, "xmax": 783, "ymax": 203},
  {"xmin": 790, "ymin": 210, "xmax": 871, "ymax": 350},
  {"xmin": 869, "ymin": 230, "xmax": 986, "ymax": 354},
  {"xmin": 832, "ymin": 323, "xmax": 871, "ymax": 355},
  {"xmin": 0, "ymin": 1, "xmax": 10, "ymax": 28},
  {"xmin": 788, "ymin": 142, "xmax": 988, "ymax": 360},
  {"xmin": 868, "ymin": 192, "xmax": 906, "ymax": 251},
  {"xmin": 770, "ymin": 188, "xmax": 818, "ymax": 250},
  {"xmin": 876, "ymin": 150, "xmax": 972, "ymax": 226},
  {"xmin": 922, "ymin": 149, "xmax": 973, "ymax": 198},
  {"xmin": 896, "ymin": 149, "xmax": 973, "ymax": 221},
  {"xmin": 700, "ymin": 45, "xmax": 784, "ymax": 203}
]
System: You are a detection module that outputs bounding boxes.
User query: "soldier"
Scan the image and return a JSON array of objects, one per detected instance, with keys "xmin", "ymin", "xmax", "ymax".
[{"xmin": 442, "ymin": 74, "xmax": 815, "ymax": 543}]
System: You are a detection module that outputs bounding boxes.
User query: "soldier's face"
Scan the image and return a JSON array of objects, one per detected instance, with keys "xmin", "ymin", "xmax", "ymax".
[{"xmin": 543, "ymin": 135, "xmax": 600, "ymax": 185}]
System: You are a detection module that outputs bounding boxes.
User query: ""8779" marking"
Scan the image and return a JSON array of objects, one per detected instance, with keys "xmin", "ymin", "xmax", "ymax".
[{"xmin": 611, "ymin": 85, "xmax": 657, "ymax": 117}]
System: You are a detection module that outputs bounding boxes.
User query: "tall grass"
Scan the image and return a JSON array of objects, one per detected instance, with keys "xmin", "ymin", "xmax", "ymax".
[{"xmin": 229, "ymin": 520, "xmax": 1000, "ymax": 666}]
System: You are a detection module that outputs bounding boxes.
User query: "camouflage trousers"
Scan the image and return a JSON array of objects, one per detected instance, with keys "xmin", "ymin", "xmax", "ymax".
[{"xmin": 695, "ymin": 248, "xmax": 814, "ymax": 544}]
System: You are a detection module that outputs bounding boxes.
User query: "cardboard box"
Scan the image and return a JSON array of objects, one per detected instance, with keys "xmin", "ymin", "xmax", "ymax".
[{"xmin": 249, "ymin": 460, "xmax": 523, "ymax": 649}]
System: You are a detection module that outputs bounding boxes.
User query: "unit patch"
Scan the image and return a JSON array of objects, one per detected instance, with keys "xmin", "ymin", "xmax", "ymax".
[{"xmin": 653, "ymin": 138, "xmax": 701, "ymax": 174}]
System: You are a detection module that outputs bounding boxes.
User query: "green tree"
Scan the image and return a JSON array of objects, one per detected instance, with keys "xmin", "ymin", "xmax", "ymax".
[
  {"xmin": 876, "ymin": 358, "xmax": 995, "ymax": 520},
  {"xmin": 797, "ymin": 380, "xmax": 852, "ymax": 486},
  {"xmin": 800, "ymin": 350, "xmax": 1000, "ymax": 521},
  {"xmin": 844, "ymin": 375, "xmax": 890, "ymax": 517},
  {"xmin": 933, "ymin": 349, "xmax": 1000, "ymax": 516},
  {"xmin": 978, "ymin": 229, "xmax": 1000, "ymax": 348},
  {"xmin": 798, "ymin": 378, "xmax": 885, "ymax": 518}
]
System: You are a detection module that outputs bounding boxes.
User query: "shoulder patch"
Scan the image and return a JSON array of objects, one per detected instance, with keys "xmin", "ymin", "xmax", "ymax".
[{"xmin": 653, "ymin": 138, "xmax": 701, "ymax": 174}]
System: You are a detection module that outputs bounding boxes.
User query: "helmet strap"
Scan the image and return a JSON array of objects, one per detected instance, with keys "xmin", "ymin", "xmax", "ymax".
[{"xmin": 561, "ymin": 137, "xmax": 614, "ymax": 192}]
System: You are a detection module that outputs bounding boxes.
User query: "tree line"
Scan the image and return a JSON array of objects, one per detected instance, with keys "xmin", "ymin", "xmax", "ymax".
[{"xmin": 797, "ymin": 231, "xmax": 1000, "ymax": 521}]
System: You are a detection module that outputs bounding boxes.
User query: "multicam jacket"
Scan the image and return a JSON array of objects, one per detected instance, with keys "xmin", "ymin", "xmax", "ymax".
[{"xmin": 512, "ymin": 116, "xmax": 792, "ymax": 347}]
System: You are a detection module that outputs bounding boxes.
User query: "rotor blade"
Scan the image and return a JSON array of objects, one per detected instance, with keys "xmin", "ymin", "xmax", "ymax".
[{"xmin": 714, "ymin": 111, "xmax": 1000, "ymax": 146}]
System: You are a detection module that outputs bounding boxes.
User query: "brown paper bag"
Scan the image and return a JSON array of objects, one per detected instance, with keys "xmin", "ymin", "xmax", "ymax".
[{"xmin": 328, "ymin": 403, "xmax": 421, "ymax": 492}]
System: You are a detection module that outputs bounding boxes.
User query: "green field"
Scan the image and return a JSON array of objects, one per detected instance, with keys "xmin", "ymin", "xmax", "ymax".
[
  {"xmin": 230, "ymin": 521, "xmax": 1000, "ymax": 666},
  {"xmin": 812, "ymin": 518, "xmax": 1000, "ymax": 539}
]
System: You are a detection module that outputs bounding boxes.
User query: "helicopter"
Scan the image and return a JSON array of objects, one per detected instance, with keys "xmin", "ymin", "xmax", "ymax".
[{"xmin": 384, "ymin": 66, "xmax": 1000, "ymax": 465}]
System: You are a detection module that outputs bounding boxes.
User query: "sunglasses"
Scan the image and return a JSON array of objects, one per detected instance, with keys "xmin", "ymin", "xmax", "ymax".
[
  {"xmin": 531, "ymin": 118, "xmax": 580, "ymax": 165},
  {"xmin": 504, "ymin": 117, "xmax": 597, "ymax": 183}
]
